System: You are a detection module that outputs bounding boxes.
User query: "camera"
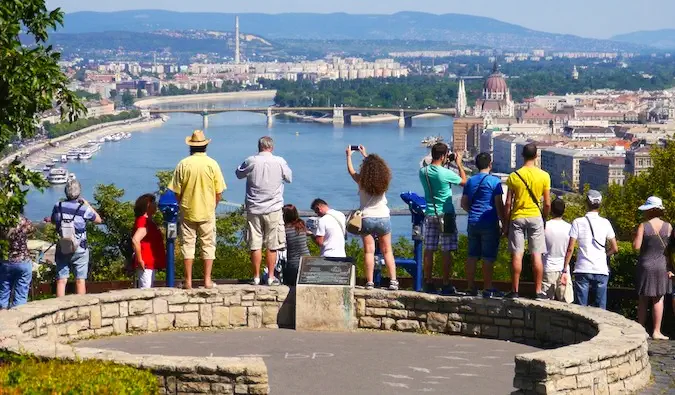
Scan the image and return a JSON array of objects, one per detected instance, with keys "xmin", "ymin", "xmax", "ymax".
[
  {"xmin": 442, "ymin": 151, "xmax": 456, "ymax": 168},
  {"xmin": 306, "ymin": 217, "xmax": 319, "ymax": 234},
  {"xmin": 350, "ymin": 145, "xmax": 360, "ymax": 151}
]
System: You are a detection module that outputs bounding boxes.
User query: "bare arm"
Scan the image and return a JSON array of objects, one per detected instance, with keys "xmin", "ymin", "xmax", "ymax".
[
  {"xmin": 503, "ymin": 189, "xmax": 513, "ymax": 234},
  {"xmin": 495, "ymin": 194, "xmax": 506, "ymax": 224},
  {"xmin": 215, "ymin": 192, "xmax": 222, "ymax": 207},
  {"xmin": 454, "ymin": 152, "xmax": 467, "ymax": 186},
  {"xmin": 313, "ymin": 235, "xmax": 325, "ymax": 247},
  {"xmin": 607, "ymin": 238, "xmax": 619, "ymax": 256},
  {"xmin": 346, "ymin": 146, "xmax": 360, "ymax": 184},
  {"xmin": 131, "ymin": 227, "xmax": 148, "ymax": 268},
  {"xmin": 81, "ymin": 199, "xmax": 103, "ymax": 224},
  {"xmin": 563, "ymin": 237, "xmax": 577, "ymax": 271},
  {"xmin": 542, "ymin": 189, "xmax": 551, "ymax": 219},
  {"xmin": 460, "ymin": 195, "xmax": 470, "ymax": 213},
  {"xmin": 281, "ymin": 160, "xmax": 292, "ymax": 183},
  {"xmin": 632, "ymin": 223, "xmax": 644, "ymax": 251}
]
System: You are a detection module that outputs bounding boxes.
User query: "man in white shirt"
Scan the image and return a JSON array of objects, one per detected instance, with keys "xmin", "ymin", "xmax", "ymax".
[
  {"xmin": 563, "ymin": 190, "xmax": 618, "ymax": 309},
  {"xmin": 543, "ymin": 198, "xmax": 571, "ymax": 300},
  {"xmin": 310, "ymin": 199, "xmax": 346, "ymax": 258}
]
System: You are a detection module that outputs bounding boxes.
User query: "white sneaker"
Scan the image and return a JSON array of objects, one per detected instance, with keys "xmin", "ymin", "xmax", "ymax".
[
  {"xmin": 268, "ymin": 277, "xmax": 281, "ymax": 286},
  {"xmin": 389, "ymin": 280, "xmax": 399, "ymax": 291},
  {"xmin": 251, "ymin": 277, "xmax": 261, "ymax": 286}
]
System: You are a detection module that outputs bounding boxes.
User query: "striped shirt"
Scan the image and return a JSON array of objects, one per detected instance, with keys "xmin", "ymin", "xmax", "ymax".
[
  {"xmin": 285, "ymin": 227, "xmax": 310, "ymax": 268},
  {"xmin": 51, "ymin": 200, "xmax": 96, "ymax": 250}
]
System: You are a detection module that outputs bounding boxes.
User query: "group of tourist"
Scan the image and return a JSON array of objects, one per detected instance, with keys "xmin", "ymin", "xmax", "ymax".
[{"xmin": 0, "ymin": 130, "xmax": 673, "ymax": 338}]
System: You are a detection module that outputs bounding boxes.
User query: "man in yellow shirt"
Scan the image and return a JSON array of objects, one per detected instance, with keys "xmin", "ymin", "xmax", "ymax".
[
  {"xmin": 168, "ymin": 130, "xmax": 226, "ymax": 289},
  {"xmin": 504, "ymin": 143, "xmax": 551, "ymax": 299}
]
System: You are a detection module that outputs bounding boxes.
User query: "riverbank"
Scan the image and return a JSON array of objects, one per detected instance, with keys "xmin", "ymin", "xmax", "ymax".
[
  {"xmin": 282, "ymin": 112, "xmax": 444, "ymax": 125},
  {"xmin": 3, "ymin": 117, "xmax": 165, "ymax": 170},
  {"xmin": 135, "ymin": 90, "xmax": 277, "ymax": 108}
]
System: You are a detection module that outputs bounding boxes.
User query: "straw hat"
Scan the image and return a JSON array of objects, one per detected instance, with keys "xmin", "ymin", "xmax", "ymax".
[{"xmin": 185, "ymin": 130, "xmax": 211, "ymax": 147}]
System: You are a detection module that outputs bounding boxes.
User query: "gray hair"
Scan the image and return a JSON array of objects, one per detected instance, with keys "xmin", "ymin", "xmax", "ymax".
[
  {"xmin": 258, "ymin": 136, "xmax": 274, "ymax": 152},
  {"xmin": 65, "ymin": 179, "xmax": 82, "ymax": 201}
]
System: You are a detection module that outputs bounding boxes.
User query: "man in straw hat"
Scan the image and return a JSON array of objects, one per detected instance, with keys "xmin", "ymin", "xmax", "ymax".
[
  {"xmin": 168, "ymin": 130, "xmax": 226, "ymax": 289},
  {"xmin": 236, "ymin": 136, "xmax": 292, "ymax": 286}
]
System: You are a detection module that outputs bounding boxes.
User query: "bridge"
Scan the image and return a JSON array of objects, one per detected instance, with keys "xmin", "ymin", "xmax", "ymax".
[{"xmin": 148, "ymin": 105, "xmax": 456, "ymax": 129}]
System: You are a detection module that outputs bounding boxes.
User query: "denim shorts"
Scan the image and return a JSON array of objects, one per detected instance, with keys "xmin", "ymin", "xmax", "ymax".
[
  {"xmin": 56, "ymin": 249, "xmax": 90, "ymax": 280},
  {"xmin": 467, "ymin": 224, "xmax": 501, "ymax": 261},
  {"xmin": 361, "ymin": 217, "xmax": 392, "ymax": 237}
]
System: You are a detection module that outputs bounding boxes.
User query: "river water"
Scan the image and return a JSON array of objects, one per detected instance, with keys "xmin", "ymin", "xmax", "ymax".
[{"xmin": 25, "ymin": 98, "xmax": 465, "ymax": 239}]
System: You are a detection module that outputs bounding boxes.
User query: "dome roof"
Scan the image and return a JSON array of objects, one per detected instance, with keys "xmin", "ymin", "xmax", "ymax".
[
  {"xmin": 484, "ymin": 61, "xmax": 508, "ymax": 93},
  {"xmin": 484, "ymin": 73, "xmax": 508, "ymax": 93}
]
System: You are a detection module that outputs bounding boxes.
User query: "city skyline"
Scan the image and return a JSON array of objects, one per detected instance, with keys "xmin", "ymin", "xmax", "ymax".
[{"xmin": 46, "ymin": 0, "xmax": 675, "ymax": 40}]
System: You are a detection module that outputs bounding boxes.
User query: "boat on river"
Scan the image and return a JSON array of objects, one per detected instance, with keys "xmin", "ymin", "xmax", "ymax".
[{"xmin": 47, "ymin": 168, "xmax": 68, "ymax": 185}]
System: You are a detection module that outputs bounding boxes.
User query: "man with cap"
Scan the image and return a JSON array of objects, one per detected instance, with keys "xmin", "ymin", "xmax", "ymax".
[
  {"xmin": 236, "ymin": 136, "xmax": 292, "ymax": 286},
  {"xmin": 168, "ymin": 130, "xmax": 226, "ymax": 289},
  {"xmin": 562, "ymin": 190, "xmax": 618, "ymax": 309}
]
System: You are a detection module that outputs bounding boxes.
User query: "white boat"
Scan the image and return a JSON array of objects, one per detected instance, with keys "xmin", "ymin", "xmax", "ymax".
[
  {"xmin": 41, "ymin": 165, "xmax": 50, "ymax": 172},
  {"xmin": 111, "ymin": 134, "xmax": 122, "ymax": 142},
  {"xmin": 66, "ymin": 149, "xmax": 82, "ymax": 159},
  {"xmin": 123, "ymin": 133, "xmax": 132, "ymax": 139},
  {"xmin": 76, "ymin": 143, "xmax": 100, "ymax": 160},
  {"xmin": 47, "ymin": 168, "xmax": 68, "ymax": 185},
  {"xmin": 60, "ymin": 155, "xmax": 68, "ymax": 163},
  {"xmin": 45, "ymin": 163, "xmax": 55, "ymax": 168},
  {"xmin": 98, "ymin": 137, "xmax": 106, "ymax": 143},
  {"xmin": 51, "ymin": 158, "xmax": 59, "ymax": 163}
]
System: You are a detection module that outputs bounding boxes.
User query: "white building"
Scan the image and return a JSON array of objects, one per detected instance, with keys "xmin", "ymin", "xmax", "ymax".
[{"xmin": 540, "ymin": 146, "xmax": 626, "ymax": 191}]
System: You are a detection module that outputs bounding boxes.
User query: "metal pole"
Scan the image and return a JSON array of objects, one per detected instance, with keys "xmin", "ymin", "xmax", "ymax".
[{"xmin": 166, "ymin": 233, "xmax": 175, "ymax": 287}]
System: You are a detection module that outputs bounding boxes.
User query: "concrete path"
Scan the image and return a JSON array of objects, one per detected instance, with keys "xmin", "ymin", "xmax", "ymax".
[
  {"xmin": 642, "ymin": 339, "xmax": 675, "ymax": 394},
  {"xmin": 80, "ymin": 329, "xmax": 538, "ymax": 395}
]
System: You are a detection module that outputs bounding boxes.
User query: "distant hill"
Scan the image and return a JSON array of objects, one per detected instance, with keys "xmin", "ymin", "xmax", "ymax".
[
  {"xmin": 61, "ymin": 10, "xmax": 642, "ymax": 51},
  {"xmin": 611, "ymin": 29, "xmax": 675, "ymax": 50}
]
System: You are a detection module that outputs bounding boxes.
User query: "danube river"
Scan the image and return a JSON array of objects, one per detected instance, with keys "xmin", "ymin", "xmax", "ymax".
[{"xmin": 25, "ymin": 98, "xmax": 465, "ymax": 239}]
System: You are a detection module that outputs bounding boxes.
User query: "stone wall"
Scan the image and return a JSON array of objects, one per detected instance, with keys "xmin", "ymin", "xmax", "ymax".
[
  {"xmin": 354, "ymin": 289, "xmax": 650, "ymax": 395},
  {"xmin": 0, "ymin": 287, "xmax": 292, "ymax": 395}
]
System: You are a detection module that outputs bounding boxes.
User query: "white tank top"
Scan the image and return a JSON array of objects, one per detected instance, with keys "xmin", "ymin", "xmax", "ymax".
[{"xmin": 359, "ymin": 189, "xmax": 390, "ymax": 218}]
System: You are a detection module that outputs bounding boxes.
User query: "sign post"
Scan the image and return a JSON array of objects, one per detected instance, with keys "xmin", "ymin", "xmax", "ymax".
[
  {"xmin": 295, "ymin": 257, "xmax": 356, "ymax": 332},
  {"xmin": 158, "ymin": 190, "xmax": 179, "ymax": 288}
]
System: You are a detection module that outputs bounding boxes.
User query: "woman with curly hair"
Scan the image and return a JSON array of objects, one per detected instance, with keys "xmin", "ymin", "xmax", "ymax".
[{"xmin": 346, "ymin": 145, "xmax": 398, "ymax": 290}]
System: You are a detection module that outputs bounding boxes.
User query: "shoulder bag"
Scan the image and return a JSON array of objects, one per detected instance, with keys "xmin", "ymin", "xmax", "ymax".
[
  {"xmin": 326, "ymin": 211, "xmax": 348, "ymax": 240},
  {"xmin": 424, "ymin": 166, "xmax": 457, "ymax": 234},
  {"xmin": 514, "ymin": 170, "xmax": 546, "ymax": 228},
  {"xmin": 585, "ymin": 216, "xmax": 612, "ymax": 267}
]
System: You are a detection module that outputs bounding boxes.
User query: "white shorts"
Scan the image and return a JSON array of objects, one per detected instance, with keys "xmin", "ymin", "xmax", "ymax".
[{"xmin": 136, "ymin": 268, "xmax": 155, "ymax": 289}]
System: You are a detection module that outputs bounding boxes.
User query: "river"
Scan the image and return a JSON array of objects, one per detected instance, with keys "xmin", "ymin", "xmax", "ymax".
[{"xmin": 25, "ymin": 98, "xmax": 465, "ymax": 239}]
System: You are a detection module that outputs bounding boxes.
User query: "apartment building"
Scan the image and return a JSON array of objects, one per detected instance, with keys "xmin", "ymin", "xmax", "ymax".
[{"xmin": 579, "ymin": 157, "xmax": 626, "ymax": 190}]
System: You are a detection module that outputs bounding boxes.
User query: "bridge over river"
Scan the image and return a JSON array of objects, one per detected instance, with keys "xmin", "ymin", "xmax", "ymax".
[{"xmin": 148, "ymin": 105, "xmax": 456, "ymax": 129}]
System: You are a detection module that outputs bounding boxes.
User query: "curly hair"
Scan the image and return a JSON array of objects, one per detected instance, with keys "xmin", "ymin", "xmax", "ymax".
[{"xmin": 358, "ymin": 154, "xmax": 391, "ymax": 196}]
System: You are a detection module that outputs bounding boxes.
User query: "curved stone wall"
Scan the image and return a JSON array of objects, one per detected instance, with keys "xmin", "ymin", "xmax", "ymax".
[
  {"xmin": 0, "ymin": 286, "xmax": 650, "ymax": 395},
  {"xmin": 355, "ymin": 289, "xmax": 650, "ymax": 395},
  {"xmin": 0, "ymin": 287, "xmax": 292, "ymax": 395}
]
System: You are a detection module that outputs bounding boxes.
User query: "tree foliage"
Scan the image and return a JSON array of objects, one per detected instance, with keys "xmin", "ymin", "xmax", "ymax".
[{"xmin": 0, "ymin": 1, "xmax": 84, "ymax": 258}]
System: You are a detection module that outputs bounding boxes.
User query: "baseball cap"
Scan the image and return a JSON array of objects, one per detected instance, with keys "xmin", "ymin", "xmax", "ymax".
[
  {"xmin": 587, "ymin": 190, "xmax": 602, "ymax": 204},
  {"xmin": 638, "ymin": 196, "xmax": 664, "ymax": 211}
]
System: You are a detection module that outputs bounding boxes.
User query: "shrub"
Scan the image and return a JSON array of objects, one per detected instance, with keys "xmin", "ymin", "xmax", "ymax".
[{"xmin": 0, "ymin": 352, "xmax": 158, "ymax": 395}]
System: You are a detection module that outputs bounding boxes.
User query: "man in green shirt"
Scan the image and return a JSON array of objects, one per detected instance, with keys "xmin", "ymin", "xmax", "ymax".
[{"xmin": 419, "ymin": 143, "xmax": 467, "ymax": 294}]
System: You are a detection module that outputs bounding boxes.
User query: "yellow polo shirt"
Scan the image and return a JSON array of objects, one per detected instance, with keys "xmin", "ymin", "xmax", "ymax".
[
  {"xmin": 506, "ymin": 166, "xmax": 550, "ymax": 220},
  {"xmin": 168, "ymin": 153, "xmax": 226, "ymax": 222}
]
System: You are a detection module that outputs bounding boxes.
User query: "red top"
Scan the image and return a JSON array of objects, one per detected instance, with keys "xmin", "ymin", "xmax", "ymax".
[{"xmin": 133, "ymin": 215, "xmax": 166, "ymax": 270}]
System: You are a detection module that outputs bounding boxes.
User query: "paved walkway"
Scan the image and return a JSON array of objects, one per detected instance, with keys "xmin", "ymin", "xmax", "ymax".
[
  {"xmin": 79, "ymin": 329, "xmax": 538, "ymax": 395},
  {"xmin": 642, "ymin": 339, "xmax": 675, "ymax": 394}
]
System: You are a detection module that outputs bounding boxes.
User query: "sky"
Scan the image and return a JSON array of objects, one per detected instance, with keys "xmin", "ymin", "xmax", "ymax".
[{"xmin": 46, "ymin": 0, "xmax": 675, "ymax": 39}]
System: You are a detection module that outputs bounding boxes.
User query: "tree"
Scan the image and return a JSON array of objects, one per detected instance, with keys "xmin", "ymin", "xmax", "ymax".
[
  {"xmin": 0, "ymin": 1, "xmax": 84, "ymax": 258},
  {"xmin": 136, "ymin": 88, "xmax": 144, "ymax": 98},
  {"xmin": 109, "ymin": 89, "xmax": 117, "ymax": 99},
  {"xmin": 121, "ymin": 90, "xmax": 134, "ymax": 107}
]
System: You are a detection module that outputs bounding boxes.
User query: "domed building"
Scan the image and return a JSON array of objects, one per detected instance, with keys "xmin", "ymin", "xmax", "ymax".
[{"xmin": 473, "ymin": 62, "xmax": 515, "ymax": 118}]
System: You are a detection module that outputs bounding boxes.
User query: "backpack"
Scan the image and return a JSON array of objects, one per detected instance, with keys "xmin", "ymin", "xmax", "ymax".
[{"xmin": 57, "ymin": 202, "xmax": 84, "ymax": 255}]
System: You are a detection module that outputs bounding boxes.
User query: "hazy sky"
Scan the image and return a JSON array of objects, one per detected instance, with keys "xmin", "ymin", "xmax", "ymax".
[{"xmin": 47, "ymin": 0, "xmax": 675, "ymax": 39}]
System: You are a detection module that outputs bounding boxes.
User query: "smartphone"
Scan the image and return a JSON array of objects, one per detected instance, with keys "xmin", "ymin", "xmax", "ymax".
[{"xmin": 350, "ymin": 145, "xmax": 360, "ymax": 151}]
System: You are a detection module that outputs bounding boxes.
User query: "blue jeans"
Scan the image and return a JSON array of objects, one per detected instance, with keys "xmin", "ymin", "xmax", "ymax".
[
  {"xmin": 361, "ymin": 217, "xmax": 392, "ymax": 237},
  {"xmin": 0, "ymin": 261, "xmax": 33, "ymax": 309},
  {"xmin": 574, "ymin": 273, "xmax": 609, "ymax": 309},
  {"xmin": 467, "ymin": 224, "xmax": 501, "ymax": 261}
]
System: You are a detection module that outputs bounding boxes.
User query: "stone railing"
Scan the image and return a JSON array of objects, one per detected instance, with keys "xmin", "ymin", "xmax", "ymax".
[
  {"xmin": 0, "ymin": 287, "xmax": 292, "ymax": 395},
  {"xmin": 0, "ymin": 286, "xmax": 650, "ymax": 395},
  {"xmin": 355, "ymin": 289, "xmax": 650, "ymax": 395}
]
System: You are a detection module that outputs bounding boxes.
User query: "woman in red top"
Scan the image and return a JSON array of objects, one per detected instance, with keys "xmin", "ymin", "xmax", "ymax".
[{"xmin": 132, "ymin": 194, "xmax": 166, "ymax": 288}]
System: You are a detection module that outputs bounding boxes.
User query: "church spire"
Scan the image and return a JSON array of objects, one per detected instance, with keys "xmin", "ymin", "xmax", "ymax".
[{"xmin": 492, "ymin": 60, "xmax": 499, "ymax": 74}]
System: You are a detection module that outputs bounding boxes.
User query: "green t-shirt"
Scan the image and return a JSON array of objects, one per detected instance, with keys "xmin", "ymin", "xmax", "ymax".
[{"xmin": 419, "ymin": 164, "xmax": 462, "ymax": 216}]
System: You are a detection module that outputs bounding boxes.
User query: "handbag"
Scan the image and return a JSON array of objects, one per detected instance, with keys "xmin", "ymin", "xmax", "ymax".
[
  {"xmin": 555, "ymin": 271, "xmax": 574, "ymax": 303},
  {"xmin": 346, "ymin": 210, "xmax": 362, "ymax": 235},
  {"xmin": 424, "ymin": 166, "xmax": 457, "ymax": 234}
]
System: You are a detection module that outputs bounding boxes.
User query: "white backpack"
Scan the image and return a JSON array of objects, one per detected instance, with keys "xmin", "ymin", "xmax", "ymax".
[{"xmin": 57, "ymin": 202, "xmax": 83, "ymax": 255}]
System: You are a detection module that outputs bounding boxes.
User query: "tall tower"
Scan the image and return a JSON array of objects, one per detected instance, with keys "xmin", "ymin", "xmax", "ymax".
[
  {"xmin": 234, "ymin": 16, "xmax": 241, "ymax": 64},
  {"xmin": 572, "ymin": 65, "xmax": 579, "ymax": 80},
  {"xmin": 456, "ymin": 79, "xmax": 467, "ymax": 117}
]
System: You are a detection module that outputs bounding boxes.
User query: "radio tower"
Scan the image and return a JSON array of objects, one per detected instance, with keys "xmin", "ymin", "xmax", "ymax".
[{"xmin": 234, "ymin": 16, "xmax": 241, "ymax": 64}]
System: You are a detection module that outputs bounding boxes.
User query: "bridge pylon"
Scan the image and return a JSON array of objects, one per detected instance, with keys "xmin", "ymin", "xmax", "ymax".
[
  {"xmin": 398, "ymin": 109, "xmax": 406, "ymax": 128},
  {"xmin": 333, "ymin": 105, "xmax": 345, "ymax": 126},
  {"xmin": 267, "ymin": 107, "xmax": 274, "ymax": 128}
]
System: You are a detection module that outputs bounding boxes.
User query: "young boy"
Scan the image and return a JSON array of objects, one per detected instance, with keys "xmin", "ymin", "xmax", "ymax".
[{"xmin": 543, "ymin": 199, "xmax": 571, "ymax": 300}]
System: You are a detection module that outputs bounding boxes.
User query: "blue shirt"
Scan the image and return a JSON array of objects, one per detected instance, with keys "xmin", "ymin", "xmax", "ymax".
[
  {"xmin": 463, "ymin": 173, "xmax": 503, "ymax": 228},
  {"xmin": 419, "ymin": 164, "xmax": 462, "ymax": 216},
  {"xmin": 51, "ymin": 200, "xmax": 96, "ymax": 250}
]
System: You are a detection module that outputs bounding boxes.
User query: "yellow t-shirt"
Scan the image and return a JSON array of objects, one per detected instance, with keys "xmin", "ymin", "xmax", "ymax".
[
  {"xmin": 168, "ymin": 153, "xmax": 226, "ymax": 222},
  {"xmin": 506, "ymin": 166, "xmax": 551, "ymax": 220}
]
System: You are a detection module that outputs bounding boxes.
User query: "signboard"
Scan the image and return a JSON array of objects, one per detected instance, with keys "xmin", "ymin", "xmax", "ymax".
[{"xmin": 297, "ymin": 256, "xmax": 353, "ymax": 286}]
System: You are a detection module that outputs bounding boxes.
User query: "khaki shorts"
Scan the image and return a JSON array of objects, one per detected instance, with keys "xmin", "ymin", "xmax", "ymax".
[
  {"xmin": 509, "ymin": 217, "xmax": 546, "ymax": 254},
  {"xmin": 180, "ymin": 216, "xmax": 217, "ymax": 260},
  {"xmin": 247, "ymin": 210, "xmax": 286, "ymax": 251},
  {"xmin": 542, "ymin": 271, "xmax": 562, "ymax": 299}
]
